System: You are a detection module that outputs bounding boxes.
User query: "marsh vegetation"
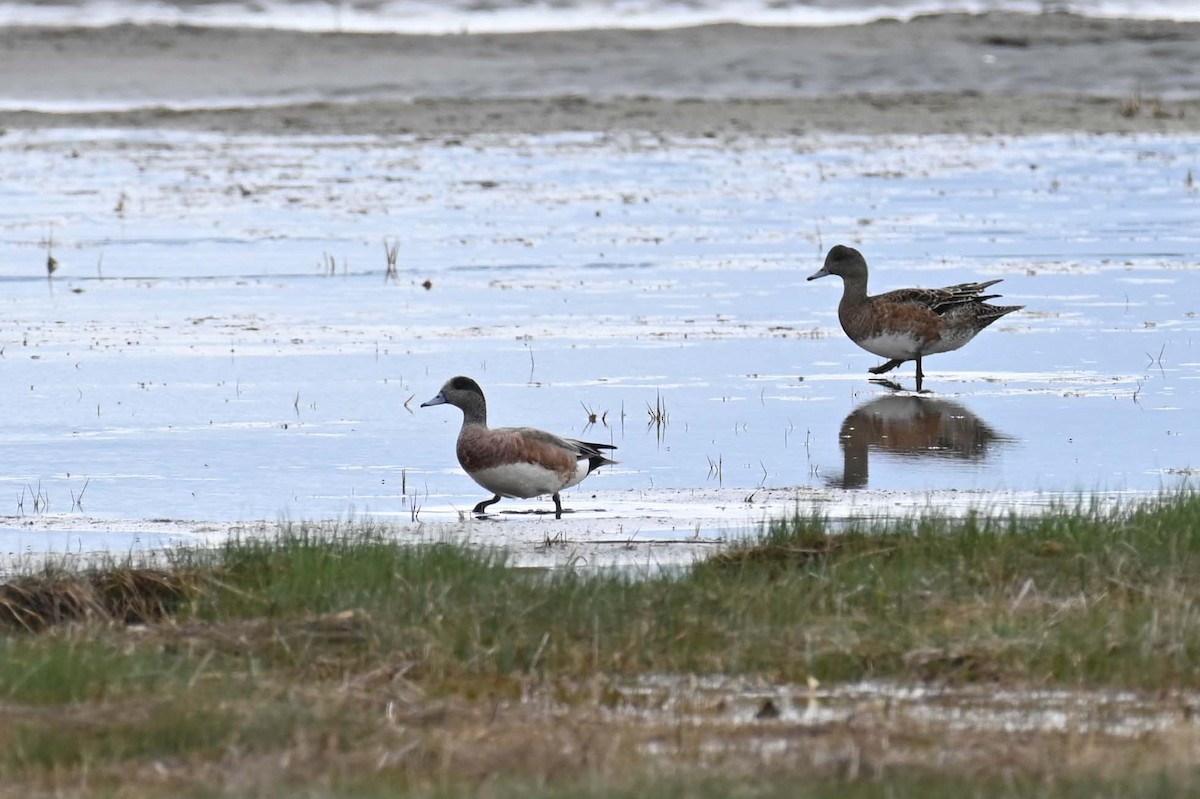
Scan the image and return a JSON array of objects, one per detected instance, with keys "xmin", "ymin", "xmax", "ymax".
[{"xmin": 3, "ymin": 494, "xmax": 1200, "ymax": 795}]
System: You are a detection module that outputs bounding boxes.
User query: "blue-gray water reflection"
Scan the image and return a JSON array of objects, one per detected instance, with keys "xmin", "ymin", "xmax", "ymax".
[{"xmin": 830, "ymin": 392, "xmax": 1015, "ymax": 490}]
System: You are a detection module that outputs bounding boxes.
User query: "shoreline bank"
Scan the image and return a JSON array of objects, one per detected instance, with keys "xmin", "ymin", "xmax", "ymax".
[{"xmin": 3, "ymin": 13, "xmax": 1199, "ymax": 136}]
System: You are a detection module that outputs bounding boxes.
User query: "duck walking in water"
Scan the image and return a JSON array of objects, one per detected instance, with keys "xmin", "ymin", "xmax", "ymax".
[
  {"xmin": 808, "ymin": 245, "xmax": 1023, "ymax": 392},
  {"xmin": 421, "ymin": 376, "xmax": 617, "ymax": 518}
]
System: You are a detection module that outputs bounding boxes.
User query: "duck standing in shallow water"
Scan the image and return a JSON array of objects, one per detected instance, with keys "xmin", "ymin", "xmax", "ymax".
[
  {"xmin": 421, "ymin": 376, "xmax": 617, "ymax": 518},
  {"xmin": 807, "ymin": 245, "xmax": 1023, "ymax": 392}
]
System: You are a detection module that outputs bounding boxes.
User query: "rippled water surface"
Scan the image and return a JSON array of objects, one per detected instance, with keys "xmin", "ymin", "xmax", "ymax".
[{"xmin": 0, "ymin": 130, "xmax": 1197, "ymax": 543}]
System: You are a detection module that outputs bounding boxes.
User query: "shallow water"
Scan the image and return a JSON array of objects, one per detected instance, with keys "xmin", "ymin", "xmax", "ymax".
[{"xmin": 0, "ymin": 129, "xmax": 1197, "ymax": 554}]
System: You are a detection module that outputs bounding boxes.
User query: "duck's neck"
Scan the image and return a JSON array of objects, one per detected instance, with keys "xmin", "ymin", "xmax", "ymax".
[
  {"xmin": 459, "ymin": 398, "xmax": 488, "ymax": 428},
  {"xmin": 838, "ymin": 273, "xmax": 869, "ymax": 308}
]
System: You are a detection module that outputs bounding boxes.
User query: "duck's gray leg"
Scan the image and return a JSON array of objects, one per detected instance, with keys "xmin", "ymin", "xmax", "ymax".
[
  {"xmin": 552, "ymin": 492, "xmax": 563, "ymax": 519},
  {"xmin": 473, "ymin": 494, "xmax": 502, "ymax": 515},
  {"xmin": 869, "ymin": 359, "xmax": 905, "ymax": 375},
  {"xmin": 915, "ymin": 355, "xmax": 925, "ymax": 393}
]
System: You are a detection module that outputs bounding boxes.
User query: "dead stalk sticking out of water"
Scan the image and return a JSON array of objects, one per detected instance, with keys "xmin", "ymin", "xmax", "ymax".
[
  {"xmin": 580, "ymin": 401, "xmax": 609, "ymax": 430},
  {"xmin": 45, "ymin": 228, "xmax": 59, "ymax": 279},
  {"xmin": 646, "ymin": 390, "xmax": 668, "ymax": 441},
  {"xmin": 383, "ymin": 238, "xmax": 400, "ymax": 281}
]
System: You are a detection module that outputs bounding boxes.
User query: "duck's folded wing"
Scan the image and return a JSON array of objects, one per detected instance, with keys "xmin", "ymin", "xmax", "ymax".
[
  {"xmin": 877, "ymin": 279, "xmax": 1005, "ymax": 315},
  {"xmin": 564, "ymin": 438, "xmax": 617, "ymax": 461},
  {"xmin": 509, "ymin": 427, "xmax": 616, "ymax": 461}
]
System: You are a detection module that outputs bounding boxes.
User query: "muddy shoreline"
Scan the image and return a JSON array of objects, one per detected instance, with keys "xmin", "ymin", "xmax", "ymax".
[
  {"xmin": 2, "ymin": 12, "xmax": 1199, "ymax": 136},
  {"xmin": 5, "ymin": 93, "xmax": 1198, "ymax": 137}
]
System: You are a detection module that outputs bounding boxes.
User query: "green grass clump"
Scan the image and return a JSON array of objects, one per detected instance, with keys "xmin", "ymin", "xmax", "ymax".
[
  {"xmin": 697, "ymin": 494, "xmax": 1200, "ymax": 685},
  {"xmin": 0, "ymin": 633, "xmax": 186, "ymax": 704},
  {"xmin": 35, "ymin": 494, "xmax": 1200, "ymax": 690}
]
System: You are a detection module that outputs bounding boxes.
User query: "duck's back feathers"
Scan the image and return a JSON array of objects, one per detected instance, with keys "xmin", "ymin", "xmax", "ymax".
[{"xmin": 876, "ymin": 278, "xmax": 1005, "ymax": 315}]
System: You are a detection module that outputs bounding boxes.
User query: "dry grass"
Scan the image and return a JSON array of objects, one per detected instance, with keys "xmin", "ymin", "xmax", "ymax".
[{"xmin": 0, "ymin": 567, "xmax": 195, "ymax": 632}]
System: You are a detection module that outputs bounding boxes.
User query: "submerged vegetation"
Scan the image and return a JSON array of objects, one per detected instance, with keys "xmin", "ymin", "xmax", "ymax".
[{"xmin": 3, "ymin": 493, "xmax": 1200, "ymax": 795}]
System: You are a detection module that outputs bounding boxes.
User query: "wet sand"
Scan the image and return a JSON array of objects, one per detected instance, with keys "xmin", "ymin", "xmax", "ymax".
[{"xmin": 2, "ymin": 12, "xmax": 1200, "ymax": 136}]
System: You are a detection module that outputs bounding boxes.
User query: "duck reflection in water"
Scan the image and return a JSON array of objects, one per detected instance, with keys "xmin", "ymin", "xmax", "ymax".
[{"xmin": 832, "ymin": 390, "xmax": 1012, "ymax": 489}]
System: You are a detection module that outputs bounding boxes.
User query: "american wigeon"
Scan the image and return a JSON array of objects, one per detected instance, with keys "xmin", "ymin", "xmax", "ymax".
[
  {"xmin": 421, "ymin": 376, "xmax": 617, "ymax": 518},
  {"xmin": 808, "ymin": 245, "xmax": 1023, "ymax": 392}
]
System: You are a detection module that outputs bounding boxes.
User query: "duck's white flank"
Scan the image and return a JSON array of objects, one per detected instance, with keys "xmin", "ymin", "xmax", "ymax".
[
  {"xmin": 469, "ymin": 460, "xmax": 590, "ymax": 500},
  {"xmin": 855, "ymin": 331, "xmax": 924, "ymax": 360},
  {"xmin": 857, "ymin": 325, "xmax": 983, "ymax": 361}
]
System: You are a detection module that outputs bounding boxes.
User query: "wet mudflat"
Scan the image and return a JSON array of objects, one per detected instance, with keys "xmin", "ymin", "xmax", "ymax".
[{"xmin": 1, "ymin": 128, "xmax": 1196, "ymax": 565}]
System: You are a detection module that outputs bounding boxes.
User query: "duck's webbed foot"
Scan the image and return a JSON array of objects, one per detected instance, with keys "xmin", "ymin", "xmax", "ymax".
[
  {"xmin": 868, "ymin": 359, "xmax": 906, "ymax": 375},
  {"xmin": 473, "ymin": 494, "xmax": 502, "ymax": 515}
]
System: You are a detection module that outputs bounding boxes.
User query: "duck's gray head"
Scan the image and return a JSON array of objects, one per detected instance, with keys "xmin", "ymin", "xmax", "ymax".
[
  {"xmin": 807, "ymin": 244, "xmax": 867, "ymax": 282},
  {"xmin": 421, "ymin": 376, "xmax": 487, "ymax": 420}
]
